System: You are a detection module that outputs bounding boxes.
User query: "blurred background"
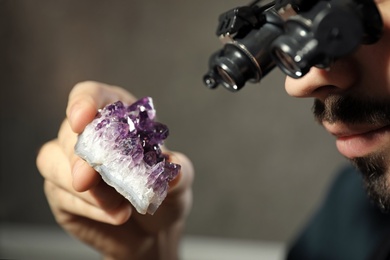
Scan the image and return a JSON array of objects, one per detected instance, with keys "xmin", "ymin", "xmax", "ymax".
[{"xmin": 0, "ymin": 0, "xmax": 346, "ymax": 258}]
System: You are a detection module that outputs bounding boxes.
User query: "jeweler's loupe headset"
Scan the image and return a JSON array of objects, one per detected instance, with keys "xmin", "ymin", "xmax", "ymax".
[{"xmin": 203, "ymin": 0, "xmax": 383, "ymax": 92}]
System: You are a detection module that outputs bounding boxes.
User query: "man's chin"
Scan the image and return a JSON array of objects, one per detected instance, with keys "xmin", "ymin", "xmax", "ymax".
[{"xmin": 352, "ymin": 155, "xmax": 390, "ymax": 213}]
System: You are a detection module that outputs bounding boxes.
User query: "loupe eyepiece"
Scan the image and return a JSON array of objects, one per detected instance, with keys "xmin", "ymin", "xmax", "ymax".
[
  {"xmin": 203, "ymin": 44, "xmax": 264, "ymax": 92},
  {"xmin": 272, "ymin": 45, "xmax": 306, "ymax": 78},
  {"xmin": 271, "ymin": 32, "xmax": 317, "ymax": 78},
  {"xmin": 203, "ymin": 7, "xmax": 283, "ymax": 92},
  {"xmin": 270, "ymin": 0, "xmax": 368, "ymax": 79}
]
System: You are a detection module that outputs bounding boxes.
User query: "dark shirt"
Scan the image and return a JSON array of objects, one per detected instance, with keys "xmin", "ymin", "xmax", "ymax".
[{"xmin": 287, "ymin": 166, "xmax": 390, "ymax": 260}]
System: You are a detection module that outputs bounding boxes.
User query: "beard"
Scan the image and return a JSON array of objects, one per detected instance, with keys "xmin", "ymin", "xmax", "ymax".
[
  {"xmin": 352, "ymin": 155, "xmax": 390, "ymax": 212},
  {"xmin": 313, "ymin": 94, "xmax": 390, "ymax": 212}
]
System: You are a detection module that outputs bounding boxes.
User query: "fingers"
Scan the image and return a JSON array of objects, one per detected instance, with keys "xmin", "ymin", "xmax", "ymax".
[
  {"xmin": 37, "ymin": 139, "xmax": 131, "ymax": 222},
  {"xmin": 66, "ymin": 81, "xmax": 137, "ymax": 133},
  {"xmin": 37, "ymin": 140, "xmax": 74, "ymax": 191},
  {"xmin": 57, "ymin": 119, "xmax": 78, "ymax": 159},
  {"xmin": 44, "ymin": 181, "xmax": 132, "ymax": 225},
  {"xmin": 56, "ymin": 119, "xmax": 100, "ymax": 191},
  {"xmin": 71, "ymin": 157, "xmax": 100, "ymax": 192}
]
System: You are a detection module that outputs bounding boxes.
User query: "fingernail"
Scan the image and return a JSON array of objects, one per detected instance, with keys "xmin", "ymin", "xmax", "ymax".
[
  {"xmin": 67, "ymin": 103, "xmax": 76, "ymax": 118},
  {"xmin": 108, "ymin": 203, "xmax": 132, "ymax": 225},
  {"xmin": 68, "ymin": 102, "xmax": 81, "ymax": 124},
  {"xmin": 72, "ymin": 158, "xmax": 84, "ymax": 178},
  {"xmin": 72, "ymin": 158, "xmax": 90, "ymax": 190}
]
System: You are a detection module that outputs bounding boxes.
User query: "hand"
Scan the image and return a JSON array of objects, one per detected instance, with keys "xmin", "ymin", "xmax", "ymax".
[{"xmin": 36, "ymin": 81, "xmax": 194, "ymax": 260}]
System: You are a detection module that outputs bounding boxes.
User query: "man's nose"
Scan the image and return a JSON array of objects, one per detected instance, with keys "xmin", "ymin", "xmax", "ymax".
[{"xmin": 284, "ymin": 57, "xmax": 359, "ymax": 101}]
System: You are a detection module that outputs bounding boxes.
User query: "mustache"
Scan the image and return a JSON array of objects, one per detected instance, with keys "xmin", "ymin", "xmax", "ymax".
[{"xmin": 313, "ymin": 95, "xmax": 390, "ymax": 125}]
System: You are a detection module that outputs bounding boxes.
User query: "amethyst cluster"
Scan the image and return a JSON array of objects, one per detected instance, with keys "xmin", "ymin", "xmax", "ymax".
[{"xmin": 75, "ymin": 97, "xmax": 180, "ymax": 214}]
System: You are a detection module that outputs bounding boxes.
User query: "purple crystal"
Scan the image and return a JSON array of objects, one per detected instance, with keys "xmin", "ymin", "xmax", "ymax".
[{"xmin": 75, "ymin": 97, "xmax": 180, "ymax": 214}]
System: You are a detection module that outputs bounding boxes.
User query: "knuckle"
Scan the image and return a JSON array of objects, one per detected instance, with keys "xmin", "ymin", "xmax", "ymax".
[{"xmin": 43, "ymin": 181, "xmax": 58, "ymax": 205}]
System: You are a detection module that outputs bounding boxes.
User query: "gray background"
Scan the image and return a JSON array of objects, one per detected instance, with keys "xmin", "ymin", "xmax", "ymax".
[{"xmin": 1, "ymin": 0, "xmax": 346, "ymax": 245}]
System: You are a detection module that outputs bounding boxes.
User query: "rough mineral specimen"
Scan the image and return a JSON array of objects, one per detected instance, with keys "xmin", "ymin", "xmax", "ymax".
[{"xmin": 75, "ymin": 97, "xmax": 180, "ymax": 214}]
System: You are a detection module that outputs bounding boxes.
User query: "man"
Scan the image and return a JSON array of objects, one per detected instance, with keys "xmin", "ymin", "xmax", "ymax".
[
  {"xmin": 284, "ymin": 0, "xmax": 390, "ymax": 258},
  {"xmin": 36, "ymin": 0, "xmax": 390, "ymax": 259}
]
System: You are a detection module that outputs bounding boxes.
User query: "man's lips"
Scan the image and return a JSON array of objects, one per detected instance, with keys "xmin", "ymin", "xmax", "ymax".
[{"xmin": 322, "ymin": 122, "xmax": 390, "ymax": 159}]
